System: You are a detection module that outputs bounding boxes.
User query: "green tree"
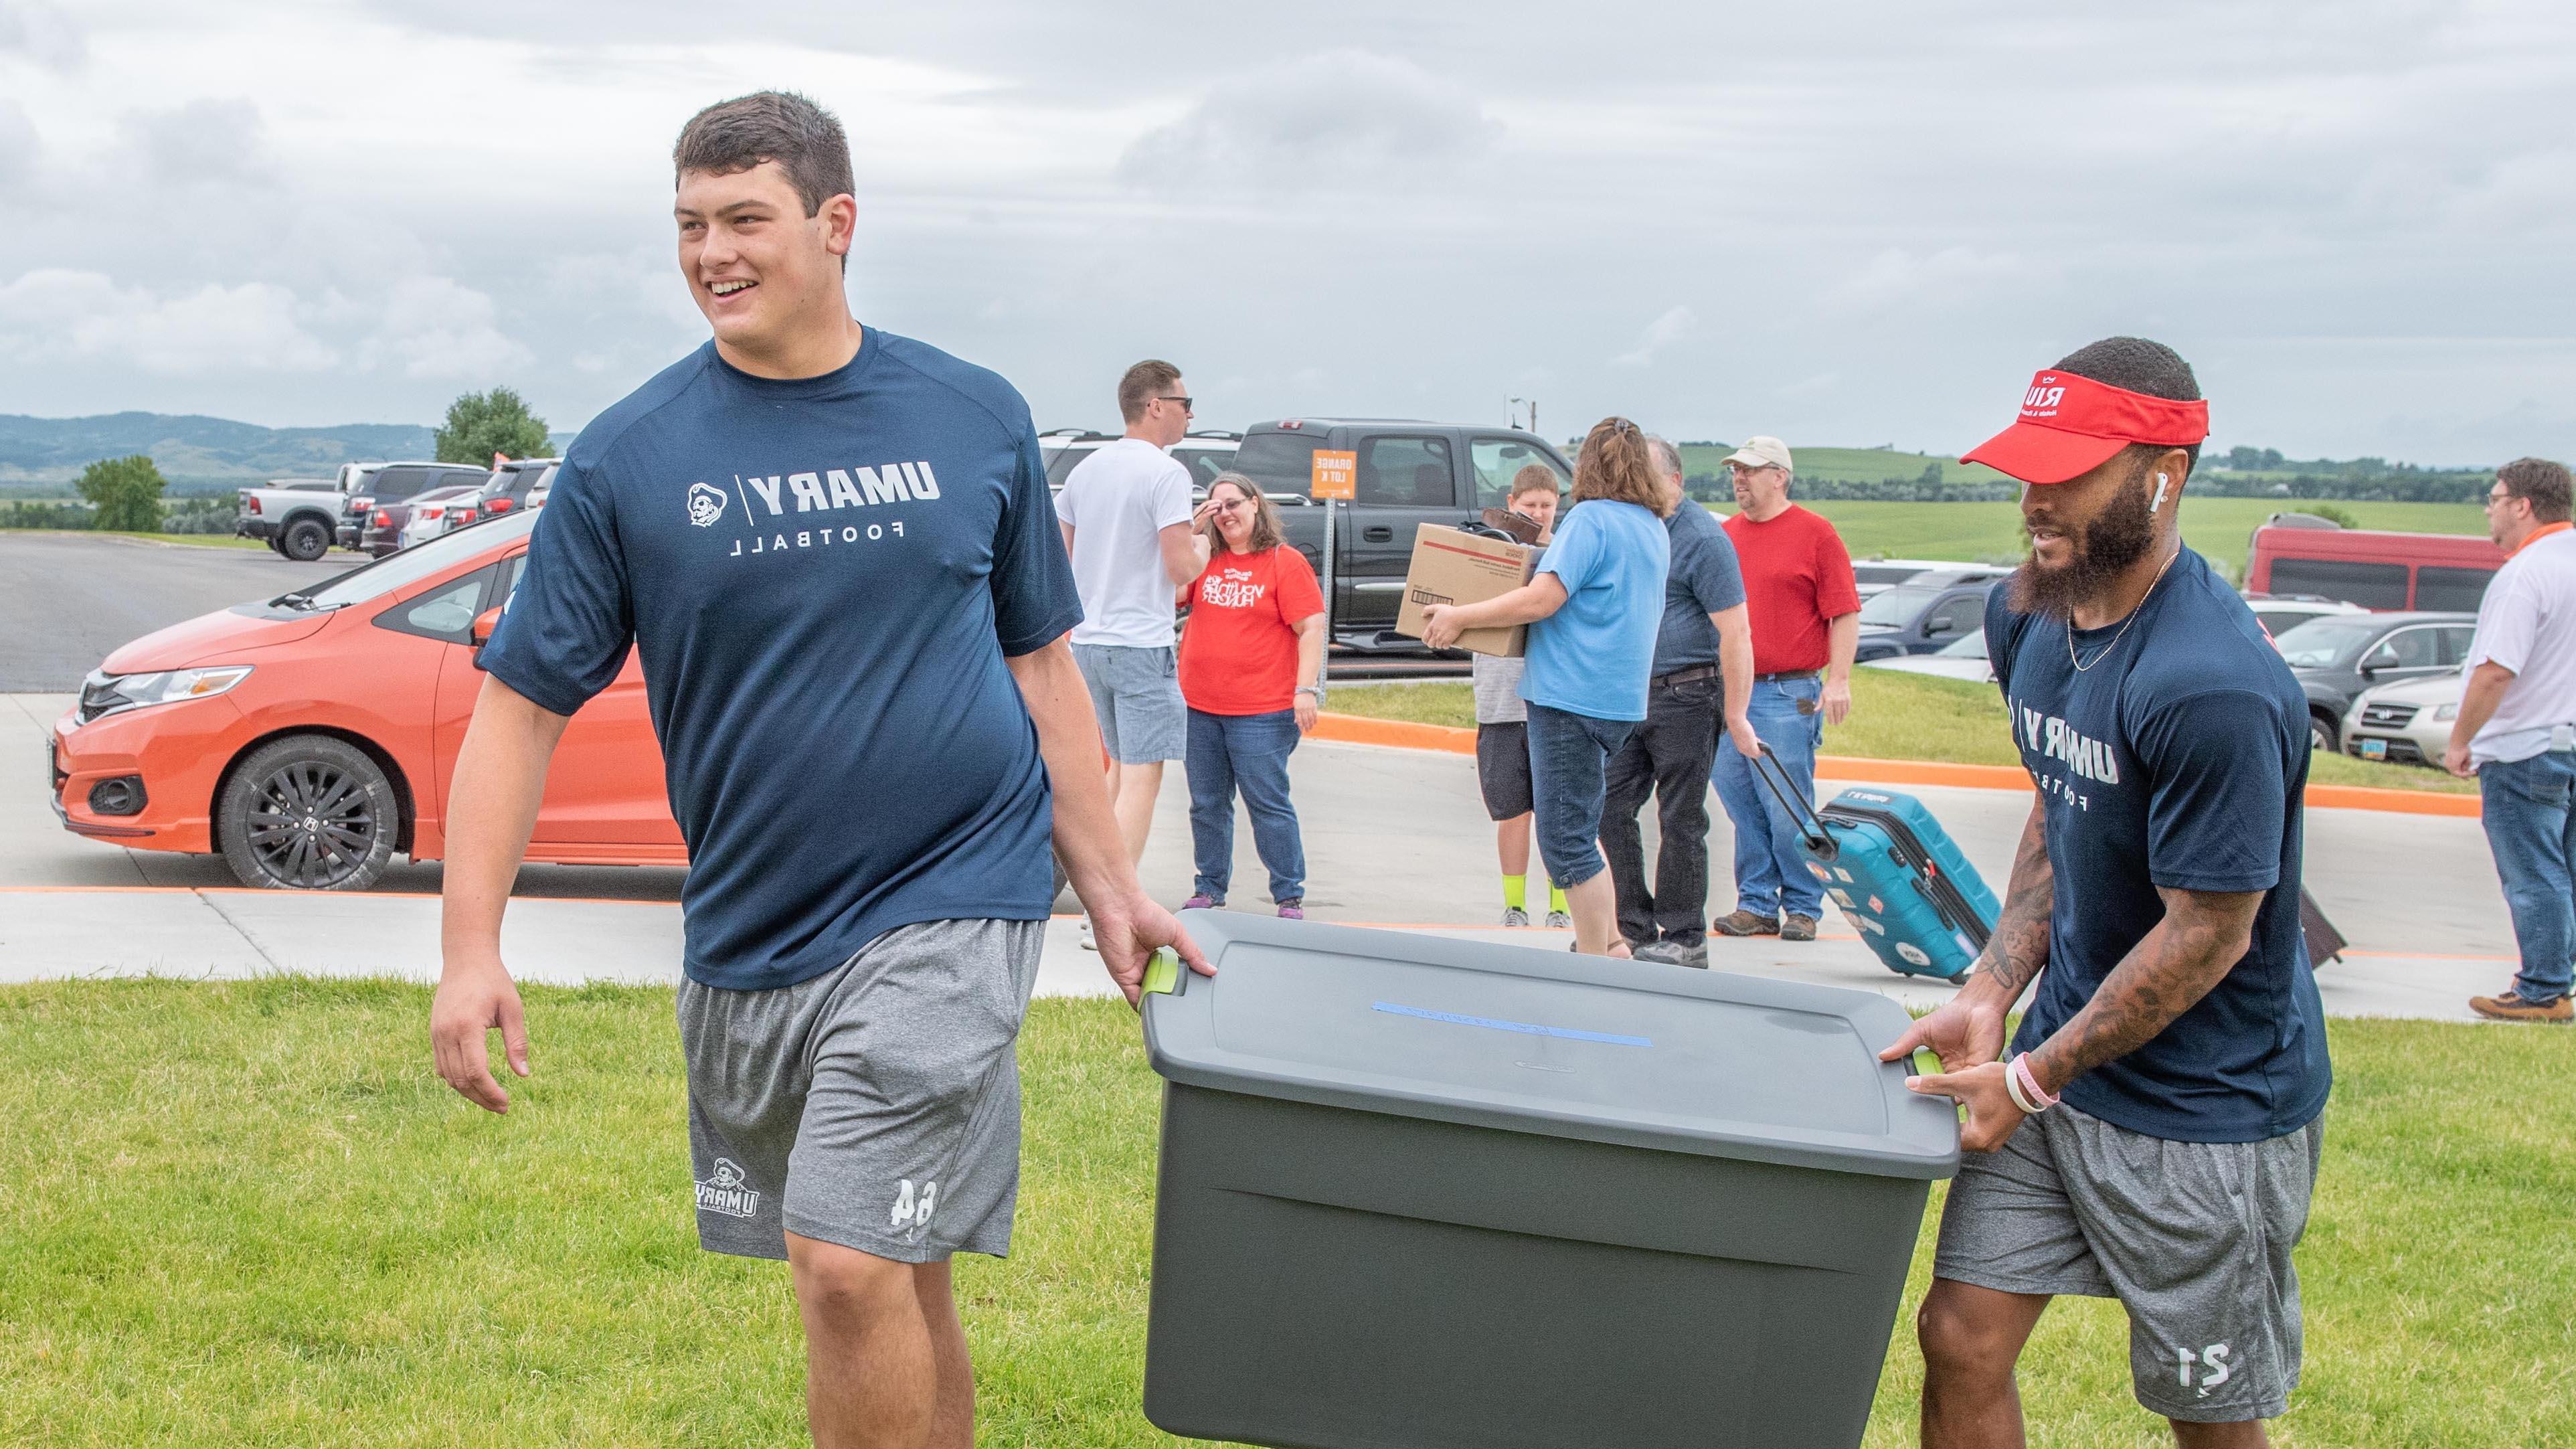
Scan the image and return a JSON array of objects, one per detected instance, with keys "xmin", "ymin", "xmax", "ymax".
[
  {"xmin": 76, "ymin": 454, "xmax": 167, "ymax": 532},
  {"xmin": 434, "ymin": 387, "xmax": 552, "ymax": 465},
  {"xmin": 2304, "ymin": 503, "xmax": 2361, "ymax": 529}
]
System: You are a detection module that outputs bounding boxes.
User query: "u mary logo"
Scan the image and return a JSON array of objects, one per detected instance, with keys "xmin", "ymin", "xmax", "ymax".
[{"xmin": 686, "ymin": 481, "xmax": 728, "ymax": 527}]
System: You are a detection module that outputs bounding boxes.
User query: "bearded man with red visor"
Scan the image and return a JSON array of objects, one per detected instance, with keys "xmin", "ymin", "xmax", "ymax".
[{"xmin": 1882, "ymin": 337, "xmax": 2330, "ymax": 1448}]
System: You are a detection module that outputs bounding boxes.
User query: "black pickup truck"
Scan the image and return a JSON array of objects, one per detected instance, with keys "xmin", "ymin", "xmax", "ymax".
[{"xmin": 1225, "ymin": 419, "xmax": 1573, "ymax": 646}]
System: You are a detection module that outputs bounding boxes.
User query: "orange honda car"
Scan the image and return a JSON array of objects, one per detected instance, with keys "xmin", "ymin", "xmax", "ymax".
[{"xmin": 48, "ymin": 509, "xmax": 683, "ymax": 889}]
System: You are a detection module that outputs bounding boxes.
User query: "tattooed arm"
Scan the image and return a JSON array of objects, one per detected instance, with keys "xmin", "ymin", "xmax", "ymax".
[
  {"xmin": 2023, "ymin": 884, "xmax": 2262, "ymax": 1098},
  {"xmin": 1877, "ymin": 796, "xmax": 2051, "ymax": 1079}
]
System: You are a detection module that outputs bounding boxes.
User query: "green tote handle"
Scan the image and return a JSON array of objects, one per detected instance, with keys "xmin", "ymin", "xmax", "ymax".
[{"xmin": 1142, "ymin": 948, "xmax": 1181, "ymax": 998}]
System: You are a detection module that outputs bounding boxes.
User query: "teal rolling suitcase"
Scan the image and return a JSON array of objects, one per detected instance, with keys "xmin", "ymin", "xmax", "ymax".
[{"xmin": 1750, "ymin": 747, "xmax": 1998, "ymax": 981}]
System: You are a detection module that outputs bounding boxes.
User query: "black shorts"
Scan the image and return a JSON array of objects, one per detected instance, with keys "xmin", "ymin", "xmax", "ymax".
[{"xmin": 1475, "ymin": 720, "xmax": 1534, "ymax": 821}]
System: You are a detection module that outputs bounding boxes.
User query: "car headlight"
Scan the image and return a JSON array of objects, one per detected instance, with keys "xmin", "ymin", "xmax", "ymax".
[
  {"xmin": 2434, "ymin": 702, "xmax": 2459, "ymax": 720},
  {"xmin": 78, "ymin": 665, "xmax": 254, "ymax": 723}
]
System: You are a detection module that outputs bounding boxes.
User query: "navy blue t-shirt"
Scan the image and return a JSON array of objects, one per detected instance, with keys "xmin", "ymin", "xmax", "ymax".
[
  {"xmin": 1649, "ymin": 503, "xmax": 1749, "ymax": 677},
  {"xmin": 479, "ymin": 332, "xmax": 1084, "ymax": 991},
  {"xmin": 1988, "ymin": 548, "xmax": 2331, "ymax": 1143}
]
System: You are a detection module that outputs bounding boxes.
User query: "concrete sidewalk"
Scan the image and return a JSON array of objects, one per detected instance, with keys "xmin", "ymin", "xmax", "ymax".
[{"xmin": 6, "ymin": 693, "xmax": 2526, "ymax": 1021}]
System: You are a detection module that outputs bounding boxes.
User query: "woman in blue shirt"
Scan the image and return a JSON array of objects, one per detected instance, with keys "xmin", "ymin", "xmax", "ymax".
[{"xmin": 1421, "ymin": 417, "xmax": 1672, "ymax": 955}]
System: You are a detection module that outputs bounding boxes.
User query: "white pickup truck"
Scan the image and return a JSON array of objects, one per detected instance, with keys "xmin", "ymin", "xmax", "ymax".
[{"xmin": 233, "ymin": 474, "xmax": 351, "ymax": 560}]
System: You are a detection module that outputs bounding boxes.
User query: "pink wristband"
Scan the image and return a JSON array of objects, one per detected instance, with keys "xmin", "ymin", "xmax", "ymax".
[{"xmin": 2010, "ymin": 1053, "xmax": 2059, "ymax": 1111}]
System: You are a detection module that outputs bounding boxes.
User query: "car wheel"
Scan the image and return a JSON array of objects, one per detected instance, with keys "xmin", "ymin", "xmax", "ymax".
[
  {"xmin": 218, "ymin": 736, "xmax": 399, "ymax": 891},
  {"xmin": 280, "ymin": 517, "xmax": 331, "ymax": 562},
  {"xmin": 2310, "ymin": 715, "xmax": 2336, "ymax": 752}
]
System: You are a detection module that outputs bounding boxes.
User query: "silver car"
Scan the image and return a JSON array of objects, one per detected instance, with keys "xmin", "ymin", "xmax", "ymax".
[{"xmin": 2340, "ymin": 671, "xmax": 2465, "ymax": 769}]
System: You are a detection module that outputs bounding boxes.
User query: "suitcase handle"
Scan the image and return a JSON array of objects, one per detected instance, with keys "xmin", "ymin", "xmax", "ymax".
[{"xmin": 1749, "ymin": 744, "xmax": 1834, "ymax": 857}]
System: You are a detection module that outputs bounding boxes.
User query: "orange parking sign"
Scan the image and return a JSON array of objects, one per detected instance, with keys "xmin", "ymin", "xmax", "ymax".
[{"xmin": 1310, "ymin": 449, "xmax": 1357, "ymax": 500}]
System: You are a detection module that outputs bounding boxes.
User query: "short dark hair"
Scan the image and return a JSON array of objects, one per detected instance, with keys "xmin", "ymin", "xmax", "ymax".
[
  {"xmin": 2054, "ymin": 335, "xmax": 2203, "ymax": 476},
  {"xmin": 673, "ymin": 91, "xmax": 853, "ymax": 219},
  {"xmin": 1118, "ymin": 360, "xmax": 1182, "ymax": 424},
  {"xmin": 2497, "ymin": 456, "xmax": 2573, "ymax": 524}
]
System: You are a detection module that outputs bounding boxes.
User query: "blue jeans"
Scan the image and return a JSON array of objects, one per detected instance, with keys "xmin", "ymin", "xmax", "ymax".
[
  {"xmin": 1525, "ymin": 703, "xmax": 1638, "ymax": 890},
  {"xmin": 1185, "ymin": 708, "xmax": 1306, "ymax": 904},
  {"xmin": 1709, "ymin": 675, "xmax": 1826, "ymax": 918},
  {"xmin": 2479, "ymin": 748, "xmax": 2576, "ymax": 1002}
]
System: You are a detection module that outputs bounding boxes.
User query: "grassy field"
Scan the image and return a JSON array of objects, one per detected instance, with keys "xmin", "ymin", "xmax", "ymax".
[
  {"xmin": 1678, "ymin": 444, "xmax": 2010, "ymax": 487},
  {"xmin": 4, "ymin": 527, "xmax": 270, "ymax": 550},
  {"xmin": 1768, "ymin": 497, "xmax": 2492, "ymax": 578},
  {"xmin": 1, "ymin": 980, "xmax": 2569, "ymax": 1447},
  {"xmin": 1329, "ymin": 671, "xmax": 2480, "ymax": 794}
]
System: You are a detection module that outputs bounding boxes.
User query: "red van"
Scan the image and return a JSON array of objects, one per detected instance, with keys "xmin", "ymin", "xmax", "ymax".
[{"xmin": 2244, "ymin": 519, "xmax": 2504, "ymax": 611}]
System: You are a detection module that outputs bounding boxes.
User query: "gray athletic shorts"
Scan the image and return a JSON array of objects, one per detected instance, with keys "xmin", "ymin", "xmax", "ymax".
[
  {"xmin": 677, "ymin": 918, "xmax": 1045, "ymax": 1264},
  {"xmin": 1073, "ymin": 642, "xmax": 1185, "ymax": 764},
  {"xmin": 1934, "ymin": 1104, "xmax": 2325, "ymax": 1423}
]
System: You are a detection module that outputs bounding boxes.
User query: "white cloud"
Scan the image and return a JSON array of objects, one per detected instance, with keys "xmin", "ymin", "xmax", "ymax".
[
  {"xmin": 0, "ymin": 99, "xmax": 34, "ymax": 187},
  {"xmin": 1828, "ymin": 248, "xmax": 2041, "ymax": 314},
  {"xmin": 1613, "ymin": 306, "xmax": 1696, "ymax": 369},
  {"xmin": 0, "ymin": 0, "xmax": 83, "ymax": 70},
  {"xmin": 119, "ymin": 97, "xmax": 271, "ymax": 187},
  {"xmin": 0, "ymin": 268, "xmax": 337, "ymax": 375},
  {"xmin": 373, "ymin": 276, "xmax": 531, "ymax": 379},
  {"xmin": 1116, "ymin": 49, "xmax": 1498, "ymax": 191}
]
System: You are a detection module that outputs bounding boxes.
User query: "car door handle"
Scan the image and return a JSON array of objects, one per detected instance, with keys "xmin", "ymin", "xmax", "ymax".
[{"xmin": 1363, "ymin": 526, "xmax": 1392, "ymax": 542}]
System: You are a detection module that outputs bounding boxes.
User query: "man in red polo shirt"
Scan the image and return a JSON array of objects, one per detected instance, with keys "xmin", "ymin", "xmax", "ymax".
[{"xmin": 1707, "ymin": 435, "xmax": 1859, "ymax": 942}]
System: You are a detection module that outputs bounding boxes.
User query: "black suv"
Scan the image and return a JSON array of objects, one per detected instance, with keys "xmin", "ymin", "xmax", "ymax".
[
  {"xmin": 2270, "ymin": 610, "xmax": 2480, "ymax": 750},
  {"xmin": 1852, "ymin": 574, "xmax": 2006, "ymax": 663}
]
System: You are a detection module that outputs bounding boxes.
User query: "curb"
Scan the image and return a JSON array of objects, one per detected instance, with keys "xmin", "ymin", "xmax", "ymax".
[{"xmin": 1310, "ymin": 712, "xmax": 2482, "ymax": 818}]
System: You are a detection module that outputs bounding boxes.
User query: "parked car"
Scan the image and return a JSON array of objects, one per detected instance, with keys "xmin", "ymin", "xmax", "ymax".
[
  {"xmin": 48, "ymin": 509, "xmax": 680, "ymax": 891},
  {"xmin": 1042, "ymin": 429, "xmax": 1243, "ymax": 492},
  {"xmin": 2340, "ymin": 672, "xmax": 2465, "ymax": 768},
  {"xmin": 234, "ymin": 478, "xmax": 346, "ymax": 561},
  {"xmin": 2241, "ymin": 592, "xmax": 2369, "ymax": 639},
  {"xmin": 1223, "ymin": 418, "xmax": 1575, "ymax": 645},
  {"xmin": 399, "ymin": 458, "xmax": 557, "ymax": 548},
  {"xmin": 1849, "ymin": 558, "xmax": 2010, "ymax": 600},
  {"xmin": 2245, "ymin": 516, "xmax": 2506, "ymax": 610},
  {"xmin": 1851, "ymin": 578, "xmax": 2000, "ymax": 663},
  {"xmin": 339, "ymin": 461, "xmax": 492, "ymax": 554},
  {"xmin": 1860, "ymin": 627, "xmax": 1994, "ymax": 683},
  {"xmin": 2268, "ymin": 610, "xmax": 2479, "ymax": 750}
]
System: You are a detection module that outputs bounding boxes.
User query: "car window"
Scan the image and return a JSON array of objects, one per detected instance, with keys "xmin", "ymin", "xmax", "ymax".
[
  {"xmin": 367, "ymin": 467, "xmax": 438, "ymax": 503},
  {"xmin": 2415, "ymin": 565, "xmax": 2494, "ymax": 612},
  {"xmin": 2251, "ymin": 607, "xmax": 2322, "ymax": 636},
  {"xmin": 1470, "ymin": 437, "xmax": 1569, "ymax": 510},
  {"xmin": 1171, "ymin": 445, "xmax": 1238, "ymax": 491},
  {"xmin": 2366, "ymin": 626, "xmax": 2442, "ymax": 669},
  {"xmin": 1043, "ymin": 445, "xmax": 1094, "ymax": 488},
  {"xmin": 1852, "ymin": 564, "xmax": 1927, "ymax": 587},
  {"xmin": 1923, "ymin": 594, "xmax": 1984, "ymax": 636},
  {"xmin": 2271, "ymin": 618, "xmax": 2381, "ymax": 669},
  {"xmin": 1358, "ymin": 435, "xmax": 1455, "ymax": 508},
  {"xmin": 297, "ymin": 511, "xmax": 540, "ymax": 610},
  {"xmin": 1859, "ymin": 585, "xmax": 1935, "ymax": 630},
  {"xmin": 2266, "ymin": 557, "xmax": 2409, "ymax": 610},
  {"xmin": 369, "ymin": 562, "xmax": 502, "ymax": 644},
  {"xmin": 2437, "ymin": 625, "xmax": 2478, "ymax": 667},
  {"xmin": 1233, "ymin": 432, "xmax": 1326, "ymax": 499}
]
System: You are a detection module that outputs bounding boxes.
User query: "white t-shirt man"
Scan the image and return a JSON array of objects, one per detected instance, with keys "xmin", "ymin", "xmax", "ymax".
[
  {"xmin": 1055, "ymin": 438, "xmax": 1193, "ymax": 649},
  {"xmin": 2467, "ymin": 527, "xmax": 2576, "ymax": 767}
]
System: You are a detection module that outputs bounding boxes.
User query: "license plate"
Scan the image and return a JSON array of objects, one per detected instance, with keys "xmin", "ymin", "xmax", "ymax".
[{"xmin": 2360, "ymin": 738, "xmax": 2387, "ymax": 760}]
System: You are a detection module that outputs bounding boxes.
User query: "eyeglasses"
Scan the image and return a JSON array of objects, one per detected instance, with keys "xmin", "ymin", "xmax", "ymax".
[
  {"xmin": 1209, "ymin": 497, "xmax": 1251, "ymax": 512},
  {"xmin": 2486, "ymin": 491, "xmax": 2516, "ymax": 509},
  {"xmin": 1157, "ymin": 395, "xmax": 1195, "ymax": 414}
]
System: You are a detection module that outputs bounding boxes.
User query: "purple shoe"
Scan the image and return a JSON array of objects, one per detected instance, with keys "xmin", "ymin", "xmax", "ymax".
[
  {"xmin": 1181, "ymin": 895, "xmax": 1219, "ymax": 911},
  {"xmin": 1276, "ymin": 900, "xmax": 1305, "ymax": 920}
]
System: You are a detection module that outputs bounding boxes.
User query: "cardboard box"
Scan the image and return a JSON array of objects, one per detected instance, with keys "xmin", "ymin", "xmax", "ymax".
[{"xmin": 1393, "ymin": 523, "xmax": 1542, "ymax": 657}]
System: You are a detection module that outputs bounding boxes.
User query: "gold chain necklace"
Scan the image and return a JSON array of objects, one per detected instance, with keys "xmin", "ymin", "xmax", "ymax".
[{"xmin": 2067, "ymin": 547, "xmax": 2181, "ymax": 673}]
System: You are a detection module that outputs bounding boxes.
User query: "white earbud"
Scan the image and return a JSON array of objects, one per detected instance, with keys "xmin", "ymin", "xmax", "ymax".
[{"xmin": 2150, "ymin": 473, "xmax": 2170, "ymax": 515}]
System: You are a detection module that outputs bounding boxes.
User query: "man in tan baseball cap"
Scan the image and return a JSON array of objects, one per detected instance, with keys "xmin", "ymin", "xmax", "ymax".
[{"xmin": 1721, "ymin": 436, "xmax": 1794, "ymax": 474}]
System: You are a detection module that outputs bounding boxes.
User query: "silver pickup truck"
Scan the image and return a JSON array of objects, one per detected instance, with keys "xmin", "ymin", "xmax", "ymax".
[{"xmin": 233, "ymin": 475, "xmax": 349, "ymax": 560}]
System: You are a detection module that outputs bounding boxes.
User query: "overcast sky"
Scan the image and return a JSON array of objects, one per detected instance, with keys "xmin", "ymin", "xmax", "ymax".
[{"xmin": 3, "ymin": 0, "xmax": 2571, "ymax": 464}]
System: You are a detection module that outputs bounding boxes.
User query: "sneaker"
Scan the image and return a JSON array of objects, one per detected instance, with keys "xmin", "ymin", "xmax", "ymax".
[
  {"xmin": 1499, "ymin": 906, "xmax": 1531, "ymax": 928},
  {"xmin": 1545, "ymin": 910, "xmax": 1573, "ymax": 928},
  {"xmin": 1781, "ymin": 914, "xmax": 1819, "ymax": 943},
  {"xmin": 1277, "ymin": 901, "xmax": 1306, "ymax": 920},
  {"xmin": 2469, "ymin": 989, "xmax": 2573, "ymax": 1023},
  {"xmin": 1181, "ymin": 894, "xmax": 1220, "ymax": 911},
  {"xmin": 1078, "ymin": 916, "xmax": 1098, "ymax": 952},
  {"xmin": 1633, "ymin": 938, "xmax": 1709, "ymax": 969},
  {"xmin": 1711, "ymin": 910, "xmax": 1780, "ymax": 938}
]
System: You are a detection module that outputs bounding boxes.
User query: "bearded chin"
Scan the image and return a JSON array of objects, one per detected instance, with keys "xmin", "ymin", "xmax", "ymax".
[{"xmin": 2008, "ymin": 479, "xmax": 2158, "ymax": 619}]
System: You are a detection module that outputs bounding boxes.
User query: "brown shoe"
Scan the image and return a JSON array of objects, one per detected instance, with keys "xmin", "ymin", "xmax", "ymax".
[
  {"xmin": 2470, "ymin": 990, "xmax": 2573, "ymax": 1023},
  {"xmin": 1711, "ymin": 910, "xmax": 1780, "ymax": 938},
  {"xmin": 1781, "ymin": 914, "xmax": 1818, "ymax": 942}
]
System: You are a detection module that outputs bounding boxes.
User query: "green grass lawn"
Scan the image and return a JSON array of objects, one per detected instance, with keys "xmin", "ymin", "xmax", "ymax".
[
  {"xmin": 1329, "ymin": 672, "xmax": 2478, "ymax": 793},
  {"xmin": 1, "ymin": 980, "xmax": 2569, "ymax": 1446}
]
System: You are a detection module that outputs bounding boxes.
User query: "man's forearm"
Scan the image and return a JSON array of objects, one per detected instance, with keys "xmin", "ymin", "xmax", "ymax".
[
  {"xmin": 440, "ymin": 677, "xmax": 570, "ymax": 965},
  {"xmin": 2025, "ymin": 885, "xmax": 2261, "ymax": 1095},
  {"xmin": 1973, "ymin": 799, "xmax": 2053, "ymax": 1001},
  {"xmin": 1713, "ymin": 606, "xmax": 1753, "ymax": 724},
  {"xmin": 1007, "ymin": 638, "xmax": 1139, "ymax": 906},
  {"xmin": 1824, "ymin": 612, "xmax": 1859, "ymax": 683}
]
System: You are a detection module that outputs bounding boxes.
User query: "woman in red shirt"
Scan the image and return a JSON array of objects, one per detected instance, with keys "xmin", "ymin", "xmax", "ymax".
[{"xmin": 1176, "ymin": 473, "xmax": 1327, "ymax": 917}]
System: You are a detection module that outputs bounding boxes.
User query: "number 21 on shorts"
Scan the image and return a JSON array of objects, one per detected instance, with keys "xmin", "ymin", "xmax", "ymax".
[{"xmin": 2178, "ymin": 1342, "xmax": 2233, "ymax": 1397}]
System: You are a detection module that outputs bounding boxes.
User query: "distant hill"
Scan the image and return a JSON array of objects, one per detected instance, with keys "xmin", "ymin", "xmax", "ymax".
[{"xmin": 0, "ymin": 412, "xmax": 442, "ymax": 493}]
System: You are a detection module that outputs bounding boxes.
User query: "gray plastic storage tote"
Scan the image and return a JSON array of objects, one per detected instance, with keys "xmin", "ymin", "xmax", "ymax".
[{"xmin": 1138, "ymin": 911, "xmax": 1958, "ymax": 1449}]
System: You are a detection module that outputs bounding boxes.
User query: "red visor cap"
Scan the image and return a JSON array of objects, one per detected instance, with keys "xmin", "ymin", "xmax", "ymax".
[{"xmin": 1962, "ymin": 370, "xmax": 2211, "ymax": 485}]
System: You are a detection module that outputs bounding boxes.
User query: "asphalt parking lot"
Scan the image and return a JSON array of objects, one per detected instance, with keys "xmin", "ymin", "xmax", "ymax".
[{"xmin": 3, "ymin": 537, "xmax": 2530, "ymax": 1021}]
